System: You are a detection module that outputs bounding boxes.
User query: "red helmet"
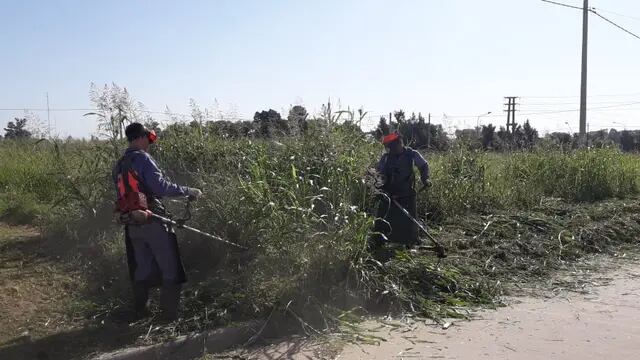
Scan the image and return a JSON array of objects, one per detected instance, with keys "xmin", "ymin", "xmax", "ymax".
[{"xmin": 382, "ymin": 132, "xmax": 400, "ymax": 145}]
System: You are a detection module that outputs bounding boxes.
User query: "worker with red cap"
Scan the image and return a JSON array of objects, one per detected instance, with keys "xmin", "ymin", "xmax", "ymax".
[{"xmin": 373, "ymin": 131, "xmax": 431, "ymax": 248}]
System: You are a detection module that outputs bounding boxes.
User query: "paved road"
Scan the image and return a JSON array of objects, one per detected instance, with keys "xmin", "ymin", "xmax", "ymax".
[
  {"xmin": 339, "ymin": 264, "xmax": 640, "ymax": 359},
  {"xmin": 233, "ymin": 260, "xmax": 640, "ymax": 359}
]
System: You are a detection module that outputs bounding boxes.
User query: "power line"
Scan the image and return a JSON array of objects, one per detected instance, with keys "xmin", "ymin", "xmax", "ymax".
[
  {"xmin": 540, "ymin": 0, "xmax": 639, "ymax": 141},
  {"xmin": 521, "ymin": 99, "xmax": 640, "ymax": 106},
  {"xmin": 522, "ymin": 93, "xmax": 640, "ymax": 99},
  {"xmin": 446, "ymin": 99, "xmax": 640, "ymax": 119},
  {"xmin": 520, "ymin": 101, "xmax": 640, "ymax": 116},
  {"xmin": 591, "ymin": 6, "xmax": 640, "ymax": 23},
  {"xmin": 590, "ymin": 9, "xmax": 640, "ymax": 40},
  {"xmin": 542, "ymin": 0, "xmax": 640, "ymax": 35},
  {"xmin": 0, "ymin": 107, "xmax": 249, "ymax": 116},
  {"xmin": 541, "ymin": 0, "xmax": 583, "ymax": 11},
  {"xmin": 522, "ymin": 92, "xmax": 640, "ymax": 99},
  {"xmin": 0, "ymin": 108, "xmax": 95, "ymax": 111}
]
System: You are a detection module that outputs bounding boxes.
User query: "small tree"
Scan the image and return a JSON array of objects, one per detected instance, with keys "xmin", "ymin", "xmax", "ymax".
[
  {"xmin": 455, "ymin": 128, "xmax": 482, "ymax": 150},
  {"xmin": 481, "ymin": 124, "xmax": 496, "ymax": 150},
  {"xmin": 287, "ymin": 105, "xmax": 309, "ymax": 135},
  {"xmin": 4, "ymin": 118, "xmax": 32, "ymax": 139},
  {"xmin": 608, "ymin": 129, "xmax": 621, "ymax": 145},
  {"xmin": 495, "ymin": 126, "xmax": 513, "ymax": 151},
  {"xmin": 375, "ymin": 116, "xmax": 391, "ymax": 139},
  {"xmin": 620, "ymin": 130, "xmax": 635, "ymax": 152},
  {"xmin": 521, "ymin": 120, "xmax": 539, "ymax": 149},
  {"xmin": 426, "ymin": 123, "xmax": 450, "ymax": 151},
  {"xmin": 588, "ymin": 129, "xmax": 609, "ymax": 148},
  {"xmin": 254, "ymin": 109, "xmax": 287, "ymax": 138}
]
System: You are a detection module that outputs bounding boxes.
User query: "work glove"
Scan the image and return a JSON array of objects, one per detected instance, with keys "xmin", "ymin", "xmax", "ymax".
[
  {"xmin": 186, "ymin": 187, "xmax": 203, "ymax": 199},
  {"xmin": 375, "ymin": 174, "xmax": 387, "ymax": 190},
  {"xmin": 422, "ymin": 178, "xmax": 432, "ymax": 189}
]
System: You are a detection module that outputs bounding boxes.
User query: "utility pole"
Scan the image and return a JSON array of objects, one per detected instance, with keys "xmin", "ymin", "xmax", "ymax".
[
  {"xmin": 504, "ymin": 97, "xmax": 518, "ymax": 134},
  {"xmin": 46, "ymin": 92, "xmax": 51, "ymax": 138},
  {"xmin": 579, "ymin": 0, "xmax": 589, "ymax": 144},
  {"xmin": 427, "ymin": 112, "xmax": 431, "ymax": 149}
]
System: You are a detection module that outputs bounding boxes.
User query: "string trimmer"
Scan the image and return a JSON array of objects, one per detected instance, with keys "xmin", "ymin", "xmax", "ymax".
[
  {"xmin": 161, "ymin": 196, "xmax": 247, "ymax": 250},
  {"xmin": 375, "ymin": 185, "xmax": 447, "ymax": 259},
  {"xmin": 389, "ymin": 196, "xmax": 447, "ymax": 259},
  {"xmin": 121, "ymin": 196, "xmax": 247, "ymax": 250}
]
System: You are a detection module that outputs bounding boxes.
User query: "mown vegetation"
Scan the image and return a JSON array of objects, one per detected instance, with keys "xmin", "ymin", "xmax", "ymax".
[{"xmin": 1, "ymin": 86, "xmax": 640, "ymax": 346}]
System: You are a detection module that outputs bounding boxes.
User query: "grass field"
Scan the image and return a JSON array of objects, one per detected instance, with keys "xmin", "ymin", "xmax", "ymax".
[{"xmin": 1, "ymin": 124, "xmax": 640, "ymax": 358}]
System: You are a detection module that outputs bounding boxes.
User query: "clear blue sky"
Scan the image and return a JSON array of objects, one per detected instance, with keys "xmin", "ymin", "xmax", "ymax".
[{"xmin": 1, "ymin": 0, "xmax": 639, "ymax": 138}]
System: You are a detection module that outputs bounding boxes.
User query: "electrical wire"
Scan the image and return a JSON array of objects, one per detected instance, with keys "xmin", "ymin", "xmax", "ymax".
[
  {"xmin": 540, "ymin": 0, "xmax": 640, "ymax": 40},
  {"xmin": 0, "ymin": 108, "xmax": 95, "ymax": 111},
  {"xmin": 0, "ymin": 107, "xmax": 254, "ymax": 121},
  {"xmin": 519, "ymin": 101, "xmax": 640, "ymax": 116},
  {"xmin": 521, "ymin": 99, "xmax": 640, "ymax": 106},
  {"xmin": 591, "ymin": 5, "xmax": 640, "ymax": 23},
  {"xmin": 590, "ymin": 9, "xmax": 640, "ymax": 40},
  {"xmin": 541, "ymin": 0, "xmax": 583, "ymax": 11},
  {"xmin": 522, "ymin": 92, "xmax": 640, "ymax": 99}
]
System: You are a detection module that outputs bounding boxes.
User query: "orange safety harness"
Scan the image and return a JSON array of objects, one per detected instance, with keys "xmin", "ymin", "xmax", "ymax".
[{"xmin": 115, "ymin": 152, "xmax": 152, "ymax": 224}]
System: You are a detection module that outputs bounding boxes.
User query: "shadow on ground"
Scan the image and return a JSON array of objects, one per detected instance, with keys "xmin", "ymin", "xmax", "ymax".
[
  {"xmin": 216, "ymin": 335, "xmax": 334, "ymax": 360},
  {"xmin": 0, "ymin": 322, "xmax": 146, "ymax": 360},
  {"xmin": 0, "ymin": 224, "xmax": 146, "ymax": 360},
  {"xmin": 0, "ymin": 221, "xmax": 239, "ymax": 360}
]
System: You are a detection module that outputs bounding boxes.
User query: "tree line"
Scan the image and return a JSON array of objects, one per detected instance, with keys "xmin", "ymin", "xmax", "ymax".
[
  {"xmin": 372, "ymin": 110, "xmax": 640, "ymax": 152},
  {"xmin": 6, "ymin": 110, "xmax": 640, "ymax": 153},
  {"xmin": 3, "ymin": 83, "xmax": 639, "ymax": 152}
]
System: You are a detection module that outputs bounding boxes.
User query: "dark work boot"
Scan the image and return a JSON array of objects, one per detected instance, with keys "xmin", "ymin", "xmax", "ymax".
[
  {"xmin": 133, "ymin": 281, "xmax": 150, "ymax": 319},
  {"xmin": 160, "ymin": 283, "xmax": 182, "ymax": 321}
]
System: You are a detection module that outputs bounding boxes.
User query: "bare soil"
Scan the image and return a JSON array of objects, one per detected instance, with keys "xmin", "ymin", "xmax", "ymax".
[
  {"xmin": 0, "ymin": 224, "xmax": 78, "ymax": 344},
  {"xmin": 4, "ymin": 222, "xmax": 640, "ymax": 360},
  {"xmin": 0, "ymin": 224, "xmax": 145, "ymax": 360}
]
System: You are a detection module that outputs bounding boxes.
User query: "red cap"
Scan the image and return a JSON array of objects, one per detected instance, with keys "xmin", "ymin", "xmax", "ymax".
[
  {"xmin": 382, "ymin": 132, "xmax": 400, "ymax": 145},
  {"xmin": 147, "ymin": 130, "xmax": 157, "ymax": 144}
]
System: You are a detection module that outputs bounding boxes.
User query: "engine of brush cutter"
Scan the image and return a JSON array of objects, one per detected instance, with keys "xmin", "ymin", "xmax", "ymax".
[{"xmin": 116, "ymin": 191, "xmax": 153, "ymax": 225}]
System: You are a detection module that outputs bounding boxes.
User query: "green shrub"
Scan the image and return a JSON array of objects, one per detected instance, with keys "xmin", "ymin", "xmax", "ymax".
[{"xmin": 0, "ymin": 189, "xmax": 43, "ymax": 225}]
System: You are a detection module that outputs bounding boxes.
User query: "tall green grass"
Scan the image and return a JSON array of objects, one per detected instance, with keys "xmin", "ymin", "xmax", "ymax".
[
  {"xmin": 0, "ymin": 141, "xmax": 60, "ymax": 224},
  {"xmin": 0, "ymin": 129, "xmax": 639, "ymax": 332},
  {"xmin": 422, "ymin": 147, "xmax": 640, "ymax": 219}
]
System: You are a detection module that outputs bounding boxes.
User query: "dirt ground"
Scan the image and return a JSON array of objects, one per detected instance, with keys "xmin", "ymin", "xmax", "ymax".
[
  {"xmin": 3, "ymin": 222, "xmax": 640, "ymax": 360},
  {"xmin": 0, "ymin": 224, "xmax": 145, "ymax": 360},
  {"xmin": 222, "ymin": 256, "xmax": 640, "ymax": 360},
  {"xmin": 0, "ymin": 224, "xmax": 76, "ymax": 343}
]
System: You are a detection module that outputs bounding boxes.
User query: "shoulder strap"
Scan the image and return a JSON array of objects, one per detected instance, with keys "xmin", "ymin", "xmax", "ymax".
[
  {"xmin": 406, "ymin": 148, "xmax": 417, "ymax": 166},
  {"xmin": 380, "ymin": 153, "xmax": 391, "ymax": 175},
  {"xmin": 118, "ymin": 151, "xmax": 144, "ymax": 194},
  {"xmin": 380, "ymin": 153, "xmax": 389, "ymax": 166}
]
